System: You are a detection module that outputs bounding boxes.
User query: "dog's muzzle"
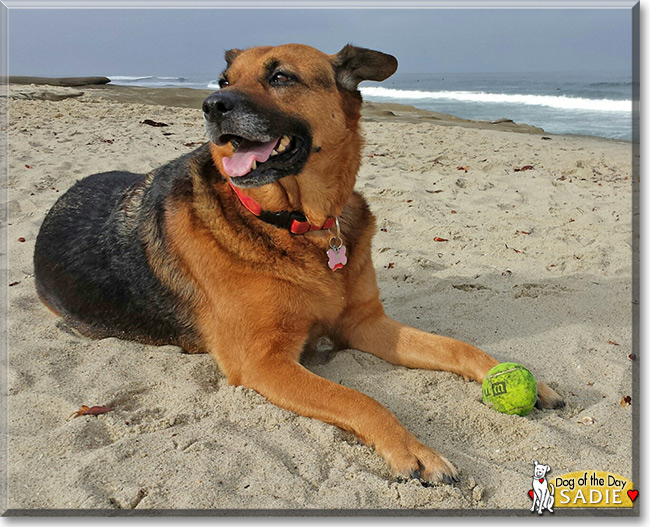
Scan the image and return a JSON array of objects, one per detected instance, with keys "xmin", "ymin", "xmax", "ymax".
[
  {"xmin": 203, "ymin": 91, "xmax": 273, "ymax": 146},
  {"xmin": 202, "ymin": 90, "xmax": 313, "ymax": 188},
  {"xmin": 202, "ymin": 91, "xmax": 237, "ymax": 126}
]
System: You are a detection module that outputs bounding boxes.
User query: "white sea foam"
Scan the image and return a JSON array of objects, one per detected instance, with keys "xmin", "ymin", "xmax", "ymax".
[
  {"xmin": 108, "ymin": 75, "xmax": 156, "ymax": 81},
  {"xmin": 360, "ymin": 87, "xmax": 631, "ymax": 113},
  {"xmin": 109, "ymin": 75, "xmax": 186, "ymax": 82}
]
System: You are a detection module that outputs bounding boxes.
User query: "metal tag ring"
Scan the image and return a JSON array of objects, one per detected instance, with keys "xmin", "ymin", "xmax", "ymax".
[
  {"xmin": 329, "ymin": 236, "xmax": 343, "ymax": 251},
  {"xmin": 328, "ymin": 217, "xmax": 343, "ymax": 250}
]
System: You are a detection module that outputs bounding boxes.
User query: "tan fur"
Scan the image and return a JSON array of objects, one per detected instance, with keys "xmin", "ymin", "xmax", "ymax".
[
  {"xmin": 161, "ymin": 44, "xmax": 563, "ymax": 483},
  {"xmin": 210, "ymin": 45, "xmax": 361, "ymax": 227}
]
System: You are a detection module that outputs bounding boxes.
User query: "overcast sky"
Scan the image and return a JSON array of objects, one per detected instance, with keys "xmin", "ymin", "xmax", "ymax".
[{"xmin": 8, "ymin": 7, "xmax": 633, "ymax": 76}]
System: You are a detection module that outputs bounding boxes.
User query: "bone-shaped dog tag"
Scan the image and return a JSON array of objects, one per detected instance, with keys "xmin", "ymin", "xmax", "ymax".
[
  {"xmin": 327, "ymin": 244, "xmax": 347, "ymax": 271},
  {"xmin": 326, "ymin": 217, "xmax": 347, "ymax": 271}
]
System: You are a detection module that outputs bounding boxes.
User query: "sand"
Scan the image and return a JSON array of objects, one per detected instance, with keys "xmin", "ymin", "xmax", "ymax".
[{"xmin": 3, "ymin": 82, "xmax": 637, "ymax": 513}]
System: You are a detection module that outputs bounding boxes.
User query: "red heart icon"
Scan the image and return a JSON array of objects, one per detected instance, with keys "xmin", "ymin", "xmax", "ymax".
[
  {"xmin": 539, "ymin": 478, "xmax": 544, "ymax": 483},
  {"xmin": 528, "ymin": 490, "xmax": 534, "ymax": 499},
  {"xmin": 628, "ymin": 490, "xmax": 638, "ymax": 502}
]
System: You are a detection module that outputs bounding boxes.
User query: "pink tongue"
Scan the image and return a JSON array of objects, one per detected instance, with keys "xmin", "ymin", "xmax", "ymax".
[{"xmin": 222, "ymin": 138, "xmax": 280, "ymax": 178}]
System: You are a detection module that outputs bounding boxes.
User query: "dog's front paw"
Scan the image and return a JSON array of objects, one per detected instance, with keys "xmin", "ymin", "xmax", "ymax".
[
  {"xmin": 385, "ymin": 435, "xmax": 459, "ymax": 486},
  {"xmin": 536, "ymin": 381, "xmax": 565, "ymax": 409}
]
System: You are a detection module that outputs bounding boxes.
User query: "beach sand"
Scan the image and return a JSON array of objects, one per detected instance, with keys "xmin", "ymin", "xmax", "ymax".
[{"xmin": 4, "ymin": 82, "xmax": 636, "ymax": 512}]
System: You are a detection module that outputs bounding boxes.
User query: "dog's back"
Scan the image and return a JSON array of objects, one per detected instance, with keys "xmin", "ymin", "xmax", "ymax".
[{"xmin": 33, "ymin": 146, "xmax": 208, "ymax": 348}]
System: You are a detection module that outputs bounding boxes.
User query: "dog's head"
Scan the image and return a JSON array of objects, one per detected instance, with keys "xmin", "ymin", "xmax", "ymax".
[
  {"xmin": 204, "ymin": 43, "xmax": 397, "ymax": 224},
  {"xmin": 533, "ymin": 460, "xmax": 551, "ymax": 478}
]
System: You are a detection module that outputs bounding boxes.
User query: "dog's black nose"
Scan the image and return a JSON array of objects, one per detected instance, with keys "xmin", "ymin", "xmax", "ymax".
[{"xmin": 203, "ymin": 91, "xmax": 239, "ymax": 122}]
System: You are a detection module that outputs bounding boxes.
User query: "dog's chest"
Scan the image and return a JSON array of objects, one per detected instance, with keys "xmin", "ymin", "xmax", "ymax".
[{"xmin": 296, "ymin": 256, "xmax": 349, "ymax": 325}]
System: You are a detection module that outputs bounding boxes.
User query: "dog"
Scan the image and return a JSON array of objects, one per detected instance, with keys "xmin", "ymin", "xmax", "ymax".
[
  {"xmin": 530, "ymin": 461, "xmax": 554, "ymax": 514},
  {"xmin": 34, "ymin": 43, "xmax": 564, "ymax": 485}
]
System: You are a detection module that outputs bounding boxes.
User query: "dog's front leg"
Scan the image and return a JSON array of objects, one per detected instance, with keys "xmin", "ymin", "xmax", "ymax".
[
  {"xmin": 342, "ymin": 305, "xmax": 499, "ymax": 382},
  {"xmin": 210, "ymin": 329, "xmax": 459, "ymax": 485},
  {"xmin": 537, "ymin": 491, "xmax": 547, "ymax": 514},
  {"xmin": 337, "ymin": 266, "xmax": 564, "ymax": 408},
  {"xmin": 531, "ymin": 490, "xmax": 542, "ymax": 512}
]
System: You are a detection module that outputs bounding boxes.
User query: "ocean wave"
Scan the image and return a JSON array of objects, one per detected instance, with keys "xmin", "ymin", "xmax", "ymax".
[
  {"xmin": 360, "ymin": 87, "xmax": 631, "ymax": 113},
  {"xmin": 587, "ymin": 81, "xmax": 633, "ymax": 87},
  {"xmin": 207, "ymin": 80, "xmax": 220, "ymax": 89},
  {"xmin": 109, "ymin": 75, "xmax": 156, "ymax": 81}
]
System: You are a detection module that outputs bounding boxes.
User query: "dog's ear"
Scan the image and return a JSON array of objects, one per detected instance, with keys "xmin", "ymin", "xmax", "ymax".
[
  {"xmin": 331, "ymin": 44, "xmax": 397, "ymax": 91},
  {"xmin": 225, "ymin": 49, "xmax": 243, "ymax": 67},
  {"xmin": 533, "ymin": 460, "xmax": 539, "ymax": 466},
  {"xmin": 545, "ymin": 465, "xmax": 551, "ymax": 473}
]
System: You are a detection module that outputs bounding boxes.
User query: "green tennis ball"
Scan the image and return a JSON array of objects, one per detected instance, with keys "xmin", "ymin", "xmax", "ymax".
[{"xmin": 482, "ymin": 362, "xmax": 538, "ymax": 416}]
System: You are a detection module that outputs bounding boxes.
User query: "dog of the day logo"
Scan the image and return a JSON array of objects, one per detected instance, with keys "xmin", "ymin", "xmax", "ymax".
[{"xmin": 527, "ymin": 463, "xmax": 637, "ymax": 511}]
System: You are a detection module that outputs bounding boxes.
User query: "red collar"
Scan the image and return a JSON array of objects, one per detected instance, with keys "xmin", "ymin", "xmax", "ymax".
[{"xmin": 229, "ymin": 182, "xmax": 335, "ymax": 235}]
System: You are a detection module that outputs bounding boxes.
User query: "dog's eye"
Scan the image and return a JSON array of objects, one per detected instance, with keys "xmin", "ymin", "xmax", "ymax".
[
  {"xmin": 218, "ymin": 78, "xmax": 229, "ymax": 89},
  {"xmin": 270, "ymin": 72, "xmax": 292, "ymax": 85}
]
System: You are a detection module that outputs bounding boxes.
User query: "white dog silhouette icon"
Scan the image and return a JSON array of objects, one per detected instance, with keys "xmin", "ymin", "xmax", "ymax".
[{"xmin": 530, "ymin": 460, "xmax": 554, "ymax": 514}]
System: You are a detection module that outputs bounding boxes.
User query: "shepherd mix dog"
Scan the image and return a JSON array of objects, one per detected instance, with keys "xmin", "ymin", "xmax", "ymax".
[{"xmin": 34, "ymin": 44, "xmax": 564, "ymax": 484}]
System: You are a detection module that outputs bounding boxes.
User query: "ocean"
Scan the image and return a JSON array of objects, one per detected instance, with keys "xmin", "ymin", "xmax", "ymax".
[{"xmin": 109, "ymin": 71, "xmax": 635, "ymax": 141}]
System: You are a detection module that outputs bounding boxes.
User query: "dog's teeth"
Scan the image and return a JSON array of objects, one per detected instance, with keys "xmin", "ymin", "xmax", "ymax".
[
  {"xmin": 251, "ymin": 160, "xmax": 257, "ymax": 170},
  {"xmin": 277, "ymin": 135, "xmax": 291, "ymax": 153},
  {"xmin": 273, "ymin": 135, "xmax": 291, "ymax": 154},
  {"xmin": 271, "ymin": 149, "xmax": 279, "ymax": 156}
]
